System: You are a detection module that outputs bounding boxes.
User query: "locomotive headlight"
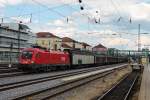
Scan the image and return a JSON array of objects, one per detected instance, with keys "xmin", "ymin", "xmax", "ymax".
[{"xmin": 31, "ymin": 61, "xmax": 34, "ymax": 64}]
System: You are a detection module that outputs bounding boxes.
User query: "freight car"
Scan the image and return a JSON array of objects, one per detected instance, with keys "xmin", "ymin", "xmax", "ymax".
[
  {"xmin": 94, "ymin": 54, "xmax": 127, "ymax": 65},
  {"xmin": 69, "ymin": 50, "xmax": 95, "ymax": 68},
  {"xmin": 18, "ymin": 47, "xmax": 127, "ymax": 72}
]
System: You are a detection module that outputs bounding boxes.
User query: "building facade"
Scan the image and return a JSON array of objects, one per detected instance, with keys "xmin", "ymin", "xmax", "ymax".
[
  {"xmin": 62, "ymin": 37, "xmax": 82, "ymax": 50},
  {"xmin": 0, "ymin": 23, "xmax": 36, "ymax": 63},
  {"xmin": 92, "ymin": 44, "xmax": 107, "ymax": 54},
  {"xmin": 61, "ymin": 43, "xmax": 72, "ymax": 50},
  {"xmin": 36, "ymin": 32, "xmax": 62, "ymax": 50},
  {"xmin": 81, "ymin": 42, "xmax": 92, "ymax": 51},
  {"xmin": 62, "ymin": 37, "xmax": 92, "ymax": 51},
  {"xmin": 62, "ymin": 37, "xmax": 76, "ymax": 49}
]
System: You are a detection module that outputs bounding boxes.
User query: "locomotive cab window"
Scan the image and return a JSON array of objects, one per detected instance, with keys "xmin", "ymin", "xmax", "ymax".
[{"xmin": 21, "ymin": 51, "xmax": 33, "ymax": 59}]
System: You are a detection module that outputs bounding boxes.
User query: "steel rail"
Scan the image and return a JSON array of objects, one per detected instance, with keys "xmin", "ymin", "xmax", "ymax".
[
  {"xmin": 97, "ymin": 73, "xmax": 129, "ymax": 100},
  {"xmin": 0, "ymin": 64, "xmax": 127, "ymax": 92},
  {"xmin": 123, "ymin": 74, "xmax": 138, "ymax": 100},
  {"xmin": 0, "ymin": 72, "xmax": 26, "ymax": 78},
  {"xmin": 14, "ymin": 65, "xmax": 127, "ymax": 100},
  {"xmin": 97, "ymin": 72, "xmax": 139, "ymax": 100}
]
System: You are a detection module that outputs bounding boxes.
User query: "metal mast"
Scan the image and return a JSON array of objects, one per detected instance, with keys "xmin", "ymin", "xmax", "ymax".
[{"xmin": 138, "ymin": 24, "xmax": 141, "ymax": 51}]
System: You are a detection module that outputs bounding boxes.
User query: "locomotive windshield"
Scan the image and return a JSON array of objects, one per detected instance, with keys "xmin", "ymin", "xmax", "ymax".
[{"xmin": 21, "ymin": 51, "xmax": 33, "ymax": 59}]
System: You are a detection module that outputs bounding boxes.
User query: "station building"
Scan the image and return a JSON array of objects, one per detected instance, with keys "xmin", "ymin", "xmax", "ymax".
[
  {"xmin": 36, "ymin": 34, "xmax": 92, "ymax": 51},
  {"xmin": 36, "ymin": 32, "xmax": 62, "ymax": 50},
  {"xmin": 61, "ymin": 43, "xmax": 72, "ymax": 50},
  {"xmin": 62, "ymin": 37, "xmax": 79, "ymax": 49},
  {"xmin": 81, "ymin": 42, "xmax": 92, "ymax": 51},
  {"xmin": 62, "ymin": 37, "xmax": 92, "ymax": 51}
]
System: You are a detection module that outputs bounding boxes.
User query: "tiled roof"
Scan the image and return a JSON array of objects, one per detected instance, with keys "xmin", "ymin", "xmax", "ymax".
[
  {"xmin": 81, "ymin": 42, "xmax": 91, "ymax": 46},
  {"xmin": 36, "ymin": 32, "xmax": 61, "ymax": 39},
  {"xmin": 93, "ymin": 44, "xmax": 106, "ymax": 49},
  {"xmin": 62, "ymin": 37, "xmax": 77, "ymax": 42},
  {"xmin": 62, "ymin": 43, "xmax": 72, "ymax": 48}
]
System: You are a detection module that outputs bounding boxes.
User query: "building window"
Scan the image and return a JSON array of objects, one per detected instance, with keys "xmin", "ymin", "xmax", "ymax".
[
  {"xmin": 42, "ymin": 40, "xmax": 45, "ymax": 45},
  {"xmin": 54, "ymin": 44, "xmax": 57, "ymax": 50},
  {"xmin": 83, "ymin": 45, "xmax": 86, "ymax": 49}
]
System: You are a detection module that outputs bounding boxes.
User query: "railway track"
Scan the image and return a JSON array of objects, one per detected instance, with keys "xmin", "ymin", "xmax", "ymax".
[
  {"xmin": 0, "ymin": 64, "xmax": 20, "ymax": 74},
  {"xmin": 0, "ymin": 64, "xmax": 126, "ymax": 91},
  {"xmin": 97, "ymin": 72, "xmax": 139, "ymax": 100},
  {"xmin": 21, "ymin": 70, "xmax": 114, "ymax": 100},
  {"xmin": 0, "ymin": 67, "xmax": 103, "ymax": 91},
  {"xmin": 0, "ymin": 63, "xmax": 126, "ymax": 85},
  {"xmin": 0, "ymin": 65, "xmax": 25, "ymax": 78},
  {"xmin": 0, "ymin": 64, "xmax": 127, "ymax": 100},
  {"xmin": 16, "ymin": 64, "xmax": 126, "ymax": 100},
  {"xmin": 0, "ymin": 64, "xmax": 9, "ymax": 68},
  {"xmin": 0, "ymin": 72, "xmax": 27, "ymax": 78},
  {"xmin": 0, "ymin": 67, "xmax": 20, "ymax": 73},
  {"xmin": 0, "ymin": 63, "xmax": 126, "ymax": 83},
  {"xmin": 0, "ymin": 64, "xmax": 17, "ymax": 68}
]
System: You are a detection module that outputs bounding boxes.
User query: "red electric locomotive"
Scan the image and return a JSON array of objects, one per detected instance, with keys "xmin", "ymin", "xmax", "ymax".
[{"xmin": 19, "ymin": 47, "xmax": 70, "ymax": 72}]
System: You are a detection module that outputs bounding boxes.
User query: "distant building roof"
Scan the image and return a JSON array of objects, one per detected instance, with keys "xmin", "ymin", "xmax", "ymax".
[
  {"xmin": 93, "ymin": 44, "xmax": 107, "ymax": 49},
  {"xmin": 36, "ymin": 32, "xmax": 61, "ymax": 39},
  {"xmin": 81, "ymin": 42, "xmax": 91, "ymax": 46},
  {"xmin": 62, "ymin": 37, "xmax": 77, "ymax": 42},
  {"xmin": 62, "ymin": 43, "xmax": 72, "ymax": 48}
]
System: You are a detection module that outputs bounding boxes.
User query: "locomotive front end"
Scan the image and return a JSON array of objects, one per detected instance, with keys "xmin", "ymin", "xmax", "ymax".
[
  {"xmin": 18, "ymin": 49, "xmax": 36, "ymax": 71},
  {"xmin": 20, "ymin": 50, "xmax": 34, "ymax": 64}
]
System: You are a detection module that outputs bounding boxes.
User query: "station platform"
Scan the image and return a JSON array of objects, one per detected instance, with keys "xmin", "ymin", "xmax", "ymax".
[{"xmin": 139, "ymin": 63, "xmax": 150, "ymax": 100}]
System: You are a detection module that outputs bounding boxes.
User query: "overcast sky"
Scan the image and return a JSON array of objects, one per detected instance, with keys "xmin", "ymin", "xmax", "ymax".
[{"xmin": 0, "ymin": 0, "xmax": 150, "ymax": 50}]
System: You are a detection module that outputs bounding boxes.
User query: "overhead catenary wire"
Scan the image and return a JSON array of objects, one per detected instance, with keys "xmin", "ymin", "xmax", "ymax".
[
  {"xmin": 0, "ymin": 0, "xmax": 139, "ymax": 50},
  {"xmin": 1, "ymin": 0, "xmax": 103, "ymax": 34},
  {"xmin": 60, "ymin": 0, "xmax": 101, "ymax": 25},
  {"xmin": 59, "ymin": 0, "xmax": 135, "ymax": 40},
  {"xmin": 31, "ymin": 0, "xmax": 66, "ymax": 18},
  {"xmin": 109, "ymin": 0, "xmax": 130, "ymax": 28},
  {"xmin": 0, "ymin": 2, "xmax": 72, "ymax": 23},
  {"xmin": 112, "ymin": 0, "xmax": 139, "ymax": 49},
  {"xmin": 58, "ymin": 0, "xmax": 96, "ymax": 34}
]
